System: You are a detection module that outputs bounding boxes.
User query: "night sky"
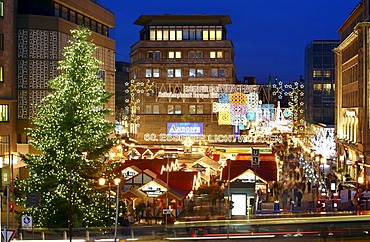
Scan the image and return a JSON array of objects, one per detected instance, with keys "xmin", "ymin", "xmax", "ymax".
[{"xmin": 100, "ymin": 0, "xmax": 358, "ymax": 84}]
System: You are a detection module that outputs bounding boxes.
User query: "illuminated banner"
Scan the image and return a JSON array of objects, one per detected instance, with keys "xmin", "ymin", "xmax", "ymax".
[
  {"xmin": 167, "ymin": 122, "xmax": 203, "ymax": 136},
  {"xmin": 144, "ymin": 133, "xmax": 282, "ymax": 143}
]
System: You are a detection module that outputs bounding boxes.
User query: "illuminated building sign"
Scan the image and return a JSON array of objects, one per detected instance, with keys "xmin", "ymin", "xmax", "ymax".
[
  {"xmin": 157, "ymin": 84, "xmax": 258, "ymax": 99},
  {"xmin": 167, "ymin": 122, "xmax": 203, "ymax": 136},
  {"xmin": 144, "ymin": 133, "xmax": 282, "ymax": 143}
]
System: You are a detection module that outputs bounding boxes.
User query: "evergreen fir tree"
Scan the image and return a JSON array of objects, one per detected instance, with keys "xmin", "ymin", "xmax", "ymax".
[{"xmin": 16, "ymin": 26, "xmax": 116, "ymax": 228}]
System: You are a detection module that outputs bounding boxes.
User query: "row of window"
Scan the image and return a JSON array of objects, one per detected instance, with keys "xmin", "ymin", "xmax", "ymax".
[
  {"xmin": 0, "ymin": 104, "xmax": 8, "ymax": 122},
  {"xmin": 145, "ymin": 104, "xmax": 204, "ymax": 115},
  {"xmin": 54, "ymin": 3, "xmax": 109, "ymax": 37},
  {"xmin": 313, "ymin": 70, "xmax": 331, "ymax": 78},
  {"xmin": 148, "ymin": 26, "xmax": 223, "ymax": 41},
  {"xmin": 313, "ymin": 83, "xmax": 334, "ymax": 95},
  {"xmin": 145, "ymin": 68, "xmax": 225, "ymax": 78},
  {"xmin": 148, "ymin": 50, "xmax": 223, "ymax": 59}
]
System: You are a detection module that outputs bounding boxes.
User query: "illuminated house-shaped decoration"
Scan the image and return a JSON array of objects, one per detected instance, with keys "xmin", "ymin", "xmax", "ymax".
[{"xmin": 139, "ymin": 180, "xmax": 167, "ymax": 197}]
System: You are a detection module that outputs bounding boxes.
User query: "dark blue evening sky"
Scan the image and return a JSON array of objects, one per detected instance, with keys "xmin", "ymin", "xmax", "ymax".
[{"xmin": 100, "ymin": 0, "xmax": 358, "ymax": 84}]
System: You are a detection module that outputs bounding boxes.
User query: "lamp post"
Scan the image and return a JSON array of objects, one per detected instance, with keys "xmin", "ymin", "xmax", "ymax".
[{"xmin": 99, "ymin": 177, "xmax": 121, "ymax": 242}]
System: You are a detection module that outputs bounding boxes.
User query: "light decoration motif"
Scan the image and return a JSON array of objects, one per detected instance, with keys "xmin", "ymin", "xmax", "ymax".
[
  {"xmin": 285, "ymin": 82, "xmax": 305, "ymax": 131},
  {"xmin": 310, "ymin": 127, "xmax": 336, "ymax": 160},
  {"xmin": 125, "ymin": 79, "xmax": 154, "ymax": 127},
  {"xmin": 271, "ymin": 80, "xmax": 305, "ymax": 131},
  {"xmin": 213, "ymin": 92, "xmax": 259, "ymax": 125},
  {"xmin": 272, "ymin": 81, "xmax": 285, "ymax": 99}
]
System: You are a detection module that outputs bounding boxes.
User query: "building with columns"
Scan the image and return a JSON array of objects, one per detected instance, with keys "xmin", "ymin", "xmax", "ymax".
[{"xmin": 335, "ymin": 0, "xmax": 370, "ymax": 184}]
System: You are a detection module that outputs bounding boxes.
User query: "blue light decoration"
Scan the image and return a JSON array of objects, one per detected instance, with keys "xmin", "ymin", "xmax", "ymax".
[{"xmin": 167, "ymin": 122, "xmax": 203, "ymax": 136}]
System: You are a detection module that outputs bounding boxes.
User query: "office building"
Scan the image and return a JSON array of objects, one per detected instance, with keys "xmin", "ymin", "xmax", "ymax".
[
  {"xmin": 304, "ymin": 40, "xmax": 339, "ymax": 126},
  {"xmin": 129, "ymin": 15, "xmax": 237, "ymax": 145}
]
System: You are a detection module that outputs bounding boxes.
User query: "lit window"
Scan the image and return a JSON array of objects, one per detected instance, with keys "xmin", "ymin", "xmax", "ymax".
[
  {"xmin": 175, "ymin": 105, "xmax": 181, "ymax": 114},
  {"xmin": 175, "ymin": 51, "xmax": 181, "ymax": 58},
  {"xmin": 313, "ymin": 83, "xmax": 322, "ymax": 91},
  {"xmin": 209, "ymin": 30, "xmax": 216, "ymax": 40},
  {"xmin": 189, "ymin": 105, "xmax": 196, "ymax": 114},
  {"xmin": 189, "ymin": 69, "xmax": 196, "ymax": 78},
  {"xmin": 153, "ymin": 69, "xmax": 159, "ymax": 77},
  {"xmin": 197, "ymin": 69, "xmax": 203, "ymax": 77},
  {"xmin": 146, "ymin": 69, "xmax": 152, "ymax": 78},
  {"xmin": 323, "ymin": 83, "xmax": 332, "ymax": 95},
  {"xmin": 153, "ymin": 69, "xmax": 160, "ymax": 78},
  {"xmin": 203, "ymin": 30, "xmax": 209, "ymax": 40},
  {"xmin": 175, "ymin": 69, "xmax": 182, "ymax": 77},
  {"xmin": 167, "ymin": 105, "xmax": 174, "ymax": 114},
  {"xmin": 156, "ymin": 30, "xmax": 163, "ymax": 41},
  {"xmin": 197, "ymin": 105, "xmax": 204, "ymax": 114},
  {"xmin": 167, "ymin": 69, "xmax": 174, "ymax": 78},
  {"xmin": 168, "ymin": 52, "xmax": 174, "ymax": 59},
  {"xmin": 145, "ymin": 105, "xmax": 152, "ymax": 114},
  {"xmin": 163, "ymin": 29, "xmax": 169, "ymax": 40},
  {"xmin": 153, "ymin": 104, "xmax": 160, "ymax": 114},
  {"xmin": 217, "ymin": 51, "xmax": 223, "ymax": 58},
  {"xmin": 170, "ymin": 30, "xmax": 176, "ymax": 41},
  {"xmin": 0, "ymin": 104, "xmax": 9, "ymax": 122},
  {"xmin": 150, "ymin": 29, "xmax": 156, "ymax": 41},
  {"xmin": 176, "ymin": 30, "xmax": 182, "ymax": 40},
  {"xmin": 216, "ymin": 29, "xmax": 222, "ymax": 40},
  {"xmin": 210, "ymin": 52, "xmax": 216, "ymax": 59},
  {"xmin": 313, "ymin": 70, "xmax": 322, "ymax": 77},
  {"xmin": 324, "ymin": 70, "xmax": 331, "ymax": 78},
  {"xmin": 0, "ymin": 66, "xmax": 3, "ymax": 82},
  {"xmin": 0, "ymin": 1, "xmax": 3, "ymax": 17}
]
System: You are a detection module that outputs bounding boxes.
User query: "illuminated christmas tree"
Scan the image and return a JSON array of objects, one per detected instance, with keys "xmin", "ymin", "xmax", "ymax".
[{"xmin": 16, "ymin": 27, "xmax": 115, "ymax": 228}]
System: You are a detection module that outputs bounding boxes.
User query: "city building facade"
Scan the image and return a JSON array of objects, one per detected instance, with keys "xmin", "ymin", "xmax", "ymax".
[
  {"xmin": 335, "ymin": 0, "xmax": 370, "ymax": 184},
  {"xmin": 129, "ymin": 15, "xmax": 237, "ymax": 146},
  {"xmin": 0, "ymin": 0, "xmax": 115, "ymax": 187},
  {"xmin": 304, "ymin": 40, "xmax": 339, "ymax": 126},
  {"xmin": 0, "ymin": 0, "xmax": 18, "ymax": 188}
]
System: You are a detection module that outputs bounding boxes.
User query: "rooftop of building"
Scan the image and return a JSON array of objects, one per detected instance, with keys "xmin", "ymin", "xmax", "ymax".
[{"xmin": 134, "ymin": 14, "xmax": 232, "ymax": 26}]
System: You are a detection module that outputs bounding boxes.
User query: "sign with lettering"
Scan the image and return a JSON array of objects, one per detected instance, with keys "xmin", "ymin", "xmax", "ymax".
[
  {"xmin": 140, "ymin": 181, "xmax": 166, "ymax": 197},
  {"xmin": 167, "ymin": 123, "xmax": 203, "ymax": 136},
  {"xmin": 252, "ymin": 148, "xmax": 260, "ymax": 167},
  {"xmin": 144, "ymin": 133, "xmax": 282, "ymax": 143}
]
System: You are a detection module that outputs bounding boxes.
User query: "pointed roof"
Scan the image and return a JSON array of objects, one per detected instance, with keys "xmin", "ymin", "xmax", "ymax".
[{"xmin": 220, "ymin": 153, "xmax": 277, "ymax": 182}]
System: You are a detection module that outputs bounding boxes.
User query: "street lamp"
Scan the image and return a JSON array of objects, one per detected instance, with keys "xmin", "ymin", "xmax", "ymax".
[{"xmin": 99, "ymin": 177, "xmax": 121, "ymax": 242}]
